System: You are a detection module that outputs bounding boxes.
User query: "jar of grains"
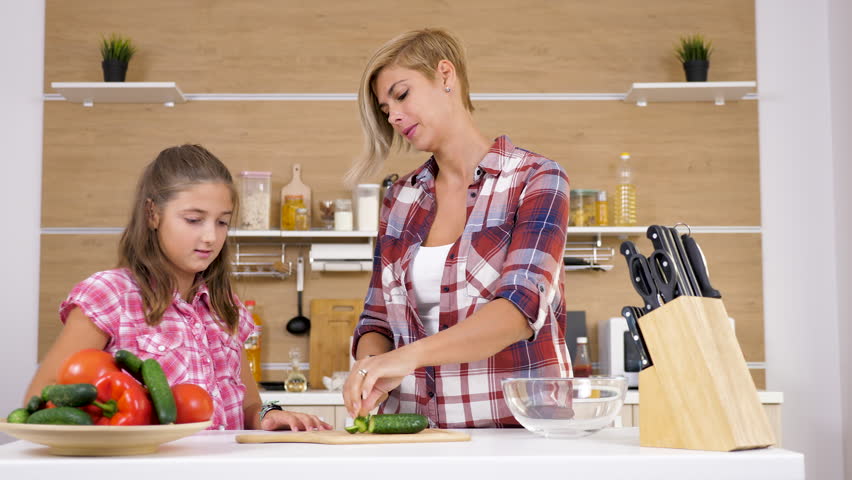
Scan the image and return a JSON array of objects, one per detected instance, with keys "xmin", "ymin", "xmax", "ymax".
[{"xmin": 239, "ymin": 171, "xmax": 272, "ymax": 230}]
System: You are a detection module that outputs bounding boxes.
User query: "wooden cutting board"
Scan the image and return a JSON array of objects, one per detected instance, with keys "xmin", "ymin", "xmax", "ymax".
[
  {"xmin": 280, "ymin": 163, "xmax": 311, "ymax": 225},
  {"xmin": 235, "ymin": 429, "xmax": 470, "ymax": 445},
  {"xmin": 308, "ymin": 299, "xmax": 363, "ymax": 389}
]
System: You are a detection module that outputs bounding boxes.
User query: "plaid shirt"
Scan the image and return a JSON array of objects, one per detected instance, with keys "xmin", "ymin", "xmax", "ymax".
[
  {"xmin": 352, "ymin": 135, "xmax": 571, "ymax": 428},
  {"xmin": 60, "ymin": 268, "xmax": 256, "ymax": 430}
]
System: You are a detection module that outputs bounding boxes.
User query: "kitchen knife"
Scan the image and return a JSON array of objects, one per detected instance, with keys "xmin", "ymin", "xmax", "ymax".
[
  {"xmin": 621, "ymin": 306, "xmax": 653, "ymax": 370},
  {"xmin": 620, "ymin": 241, "xmax": 662, "ymax": 311},
  {"xmin": 681, "ymin": 234, "xmax": 722, "ymax": 298},
  {"xmin": 667, "ymin": 226, "xmax": 702, "ymax": 297}
]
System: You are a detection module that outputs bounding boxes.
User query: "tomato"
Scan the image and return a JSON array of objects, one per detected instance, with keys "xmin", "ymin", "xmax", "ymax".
[
  {"xmin": 57, "ymin": 349, "xmax": 120, "ymax": 385},
  {"xmin": 171, "ymin": 383, "xmax": 214, "ymax": 424}
]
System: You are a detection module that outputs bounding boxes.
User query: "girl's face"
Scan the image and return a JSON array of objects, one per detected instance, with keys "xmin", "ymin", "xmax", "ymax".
[
  {"xmin": 373, "ymin": 65, "xmax": 453, "ymax": 153},
  {"xmin": 150, "ymin": 182, "xmax": 233, "ymax": 290}
]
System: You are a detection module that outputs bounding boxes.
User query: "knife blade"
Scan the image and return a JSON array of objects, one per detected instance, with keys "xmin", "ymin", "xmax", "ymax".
[
  {"xmin": 681, "ymin": 234, "xmax": 722, "ymax": 298},
  {"xmin": 620, "ymin": 241, "xmax": 662, "ymax": 311},
  {"xmin": 667, "ymin": 226, "xmax": 702, "ymax": 297},
  {"xmin": 621, "ymin": 306, "xmax": 653, "ymax": 370}
]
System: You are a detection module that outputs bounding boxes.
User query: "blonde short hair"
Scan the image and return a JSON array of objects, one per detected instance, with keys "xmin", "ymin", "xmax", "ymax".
[{"xmin": 345, "ymin": 28, "xmax": 474, "ymax": 186}]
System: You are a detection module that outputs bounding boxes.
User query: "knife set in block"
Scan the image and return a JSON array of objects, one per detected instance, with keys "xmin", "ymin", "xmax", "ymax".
[{"xmin": 637, "ymin": 295, "xmax": 775, "ymax": 451}]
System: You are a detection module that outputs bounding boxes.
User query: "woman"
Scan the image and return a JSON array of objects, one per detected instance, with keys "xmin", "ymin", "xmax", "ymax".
[{"xmin": 344, "ymin": 28, "xmax": 571, "ymax": 428}]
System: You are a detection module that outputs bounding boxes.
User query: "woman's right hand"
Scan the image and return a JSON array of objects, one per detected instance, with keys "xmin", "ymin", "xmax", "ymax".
[{"xmin": 343, "ymin": 350, "xmax": 415, "ymax": 418}]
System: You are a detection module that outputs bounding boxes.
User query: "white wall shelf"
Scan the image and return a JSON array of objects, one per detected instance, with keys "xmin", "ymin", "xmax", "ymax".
[
  {"xmin": 50, "ymin": 82, "xmax": 187, "ymax": 107},
  {"xmin": 623, "ymin": 81, "xmax": 757, "ymax": 106}
]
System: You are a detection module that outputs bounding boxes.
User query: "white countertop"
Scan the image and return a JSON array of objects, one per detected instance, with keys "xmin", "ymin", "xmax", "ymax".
[
  {"xmin": 260, "ymin": 390, "xmax": 784, "ymax": 405},
  {"xmin": 0, "ymin": 428, "xmax": 803, "ymax": 480}
]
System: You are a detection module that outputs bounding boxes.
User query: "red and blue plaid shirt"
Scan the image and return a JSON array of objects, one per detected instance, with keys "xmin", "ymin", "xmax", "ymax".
[{"xmin": 352, "ymin": 135, "xmax": 572, "ymax": 428}]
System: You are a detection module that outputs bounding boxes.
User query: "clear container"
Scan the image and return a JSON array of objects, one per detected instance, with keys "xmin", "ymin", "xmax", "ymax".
[
  {"xmin": 334, "ymin": 198, "xmax": 353, "ymax": 231},
  {"xmin": 614, "ymin": 152, "xmax": 637, "ymax": 226},
  {"xmin": 581, "ymin": 190, "xmax": 597, "ymax": 226},
  {"xmin": 318, "ymin": 199, "xmax": 335, "ymax": 230},
  {"xmin": 280, "ymin": 194, "xmax": 305, "ymax": 231},
  {"xmin": 239, "ymin": 171, "xmax": 271, "ymax": 230},
  {"xmin": 284, "ymin": 348, "xmax": 307, "ymax": 392},
  {"xmin": 595, "ymin": 190, "xmax": 609, "ymax": 226},
  {"xmin": 573, "ymin": 336, "xmax": 592, "ymax": 378},
  {"xmin": 243, "ymin": 300, "xmax": 263, "ymax": 383},
  {"xmin": 354, "ymin": 184, "xmax": 380, "ymax": 232},
  {"xmin": 569, "ymin": 189, "xmax": 598, "ymax": 227},
  {"xmin": 294, "ymin": 207, "xmax": 309, "ymax": 231},
  {"xmin": 569, "ymin": 190, "xmax": 584, "ymax": 227}
]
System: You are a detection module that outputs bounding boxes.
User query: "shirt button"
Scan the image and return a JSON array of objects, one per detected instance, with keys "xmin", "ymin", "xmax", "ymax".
[
  {"xmin": 442, "ymin": 287, "xmax": 449, "ymax": 293},
  {"xmin": 218, "ymin": 425, "xmax": 225, "ymax": 431},
  {"xmin": 428, "ymin": 392, "xmax": 435, "ymax": 398},
  {"xmin": 449, "ymin": 254, "xmax": 455, "ymax": 260},
  {"xmin": 469, "ymin": 192, "xmax": 476, "ymax": 198},
  {"xmin": 204, "ymin": 357, "xmax": 210, "ymax": 363},
  {"xmin": 213, "ymin": 391, "xmax": 220, "ymax": 397},
  {"xmin": 157, "ymin": 345, "xmax": 166, "ymax": 352},
  {"xmin": 440, "ymin": 324, "xmax": 448, "ymax": 331},
  {"xmin": 194, "ymin": 323, "xmax": 201, "ymax": 329},
  {"xmin": 538, "ymin": 284, "xmax": 545, "ymax": 293}
]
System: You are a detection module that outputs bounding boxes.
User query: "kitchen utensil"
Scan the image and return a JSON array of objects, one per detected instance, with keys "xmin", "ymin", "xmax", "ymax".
[
  {"xmin": 308, "ymin": 298, "xmax": 362, "ymax": 389},
  {"xmin": 0, "ymin": 419, "xmax": 211, "ymax": 456},
  {"xmin": 667, "ymin": 226, "xmax": 702, "ymax": 296},
  {"xmin": 235, "ymin": 428, "xmax": 470, "ymax": 445},
  {"xmin": 681, "ymin": 234, "xmax": 722, "ymax": 298},
  {"xmin": 647, "ymin": 248, "xmax": 679, "ymax": 303},
  {"xmin": 501, "ymin": 377, "xmax": 627, "ymax": 439},
  {"xmin": 286, "ymin": 256, "xmax": 310, "ymax": 335},
  {"xmin": 620, "ymin": 306, "xmax": 652, "ymax": 370},
  {"xmin": 280, "ymin": 163, "xmax": 311, "ymax": 227},
  {"xmin": 619, "ymin": 241, "xmax": 661, "ymax": 311},
  {"xmin": 646, "ymin": 225, "xmax": 696, "ymax": 297}
]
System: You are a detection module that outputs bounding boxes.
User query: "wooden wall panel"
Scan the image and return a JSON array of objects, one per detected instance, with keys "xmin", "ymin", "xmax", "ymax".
[
  {"xmin": 45, "ymin": 0, "xmax": 754, "ymax": 93},
  {"xmin": 43, "ymin": 100, "xmax": 759, "ymax": 227}
]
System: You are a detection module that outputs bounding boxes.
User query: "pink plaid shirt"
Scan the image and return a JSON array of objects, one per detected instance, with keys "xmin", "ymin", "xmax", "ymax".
[
  {"xmin": 352, "ymin": 135, "xmax": 572, "ymax": 428},
  {"xmin": 60, "ymin": 268, "xmax": 255, "ymax": 430}
]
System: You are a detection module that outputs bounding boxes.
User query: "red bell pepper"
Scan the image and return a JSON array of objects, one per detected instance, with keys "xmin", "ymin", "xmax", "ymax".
[{"xmin": 92, "ymin": 371, "xmax": 153, "ymax": 425}]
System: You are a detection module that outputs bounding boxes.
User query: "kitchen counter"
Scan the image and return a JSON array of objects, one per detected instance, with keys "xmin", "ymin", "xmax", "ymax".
[{"xmin": 0, "ymin": 428, "xmax": 803, "ymax": 480}]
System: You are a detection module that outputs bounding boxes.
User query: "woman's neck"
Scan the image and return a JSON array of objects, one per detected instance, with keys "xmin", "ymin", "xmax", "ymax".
[{"xmin": 432, "ymin": 115, "xmax": 491, "ymax": 184}]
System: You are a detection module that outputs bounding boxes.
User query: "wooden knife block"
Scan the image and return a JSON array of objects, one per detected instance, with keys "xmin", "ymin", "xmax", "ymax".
[{"xmin": 637, "ymin": 296, "xmax": 775, "ymax": 451}]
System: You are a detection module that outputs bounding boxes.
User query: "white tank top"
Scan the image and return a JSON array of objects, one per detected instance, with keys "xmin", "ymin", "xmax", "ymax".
[{"xmin": 411, "ymin": 243, "xmax": 453, "ymax": 336}]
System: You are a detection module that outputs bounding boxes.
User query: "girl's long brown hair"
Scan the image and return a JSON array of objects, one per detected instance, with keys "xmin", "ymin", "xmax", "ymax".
[{"xmin": 118, "ymin": 144, "xmax": 241, "ymax": 332}]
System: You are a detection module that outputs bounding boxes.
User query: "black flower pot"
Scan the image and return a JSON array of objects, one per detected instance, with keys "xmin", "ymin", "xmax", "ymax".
[
  {"xmin": 683, "ymin": 60, "xmax": 709, "ymax": 82},
  {"xmin": 102, "ymin": 59, "xmax": 128, "ymax": 82}
]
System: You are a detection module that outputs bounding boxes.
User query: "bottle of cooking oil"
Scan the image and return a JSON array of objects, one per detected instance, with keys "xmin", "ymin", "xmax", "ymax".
[
  {"xmin": 243, "ymin": 300, "xmax": 262, "ymax": 383},
  {"xmin": 285, "ymin": 348, "xmax": 308, "ymax": 392},
  {"xmin": 613, "ymin": 152, "xmax": 637, "ymax": 226}
]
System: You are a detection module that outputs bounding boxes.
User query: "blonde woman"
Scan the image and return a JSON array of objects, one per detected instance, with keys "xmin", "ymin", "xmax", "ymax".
[{"xmin": 344, "ymin": 29, "xmax": 572, "ymax": 428}]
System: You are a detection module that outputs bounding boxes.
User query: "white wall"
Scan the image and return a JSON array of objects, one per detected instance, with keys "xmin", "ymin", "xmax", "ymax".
[
  {"xmin": 756, "ymin": 1, "xmax": 848, "ymax": 478},
  {"xmin": 0, "ymin": 0, "xmax": 45, "ymax": 443},
  {"xmin": 828, "ymin": 0, "xmax": 852, "ymax": 475}
]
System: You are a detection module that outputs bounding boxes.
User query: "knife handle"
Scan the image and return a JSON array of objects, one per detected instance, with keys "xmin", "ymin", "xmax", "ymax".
[
  {"xmin": 621, "ymin": 306, "xmax": 653, "ymax": 370},
  {"xmin": 681, "ymin": 234, "xmax": 722, "ymax": 299},
  {"xmin": 648, "ymin": 249, "xmax": 678, "ymax": 302},
  {"xmin": 620, "ymin": 241, "xmax": 661, "ymax": 310},
  {"xmin": 646, "ymin": 225, "xmax": 668, "ymax": 251}
]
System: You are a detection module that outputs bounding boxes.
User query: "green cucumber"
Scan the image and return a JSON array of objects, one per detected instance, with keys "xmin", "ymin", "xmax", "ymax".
[
  {"xmin": 367, "ymin": 414, "xmax": 429, "ymax": 434},
  {"xmin": 43, "ymin": 383, "xmax": 98, "ymax": 407},
  {"xmin": 141, "ymin": 358, "xmax": 177, "ymax": 424},
  {"xmin": 26, "ymin": 406, "xmax": 93, "ymax": 425},
  {"xmin": 353, "ymin": 415, "xmax": 369, "ymax": 433},
  {"xmin": 7, "ymin": 408, "xmax": 30, "ymax": 424},
  {"xmin": 344, "ymin": 424, "xmax": 360, "ymax": 434},
  {"xmin": 115, "ymin": 349, "xmax": 144, "ymax": 381},
  {"xmin": 26, "ymin": 395, "xmax": 45, "ymax": 413}
]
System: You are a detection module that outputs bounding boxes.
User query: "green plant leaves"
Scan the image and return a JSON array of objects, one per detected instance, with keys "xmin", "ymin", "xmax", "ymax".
[
  {"xmin": 674, "ymin": 34, "xmax": 713, "ymax": 62},
  {"xmin": 100, "ymin": 33, "xmax": 137, "ymax": 63}
]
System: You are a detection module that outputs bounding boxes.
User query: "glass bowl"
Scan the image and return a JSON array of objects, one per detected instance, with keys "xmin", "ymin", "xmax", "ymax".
[{"xmin": 502, "ymin": 376, "xmax": 627, "ymax": 438}]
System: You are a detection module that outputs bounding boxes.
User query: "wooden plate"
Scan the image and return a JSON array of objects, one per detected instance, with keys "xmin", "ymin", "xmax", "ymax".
[{"xmin": 0, "ymin": 419, "xmax": 212, "ymax": 456}]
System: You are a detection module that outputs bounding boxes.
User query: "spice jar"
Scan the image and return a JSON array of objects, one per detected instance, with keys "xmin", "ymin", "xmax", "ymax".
[
  {"xmin": 569, "ymin": 190, "xmax": 585, "ymax": 227},
  {"xmin": 294, "ymin": 207, "xmax": 309, "ymax": 231},
  {"xmin": 354, "ymin": 184, "xmax": 380, "ymax": 232},
  {"xmin": 595, "ymin": 190, "xmax": 609, "ymax": 226},
  {"xmin": 280, "ymin": 194, "xmax": 305, "ymax": 231},
  {"xmin": 334, "ymin": 198, "xmax": 353, "ymax": 231},
  {"xmin": 239, "ymin": 171, "xmax": 271, "ymax": 230},
  {"xmin": 581, "ymin": 190, "xmax": 598, "ymax": 226}
]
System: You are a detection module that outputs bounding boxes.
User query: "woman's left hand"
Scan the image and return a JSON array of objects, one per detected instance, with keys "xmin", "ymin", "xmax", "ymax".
[
  {"xmin": 344, "ymin": 349, "xmax": 418, "ymax": 418},
  {"xmin": 260, "ymin": 409, "xmax": 333, "ymax": 431}
]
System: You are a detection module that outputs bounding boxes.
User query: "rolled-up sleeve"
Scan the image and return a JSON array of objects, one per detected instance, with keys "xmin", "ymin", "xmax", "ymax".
[
  {"xmin": 351, "ymin": 189, "xmax": 395, "ymax": 357},
  {"xmin": 494, "ymin": 160, "xmax": 570, "ymax": 339}
]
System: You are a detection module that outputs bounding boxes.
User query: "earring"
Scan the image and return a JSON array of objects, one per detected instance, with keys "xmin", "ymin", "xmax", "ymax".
[{"xmin": 445, "ymin": 87, "xmax": 451, "ymax": 93}]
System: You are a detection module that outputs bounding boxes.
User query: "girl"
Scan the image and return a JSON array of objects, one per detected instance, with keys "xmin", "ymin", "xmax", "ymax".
[
  {"xmin": 343, "ymin": 29, "xmax": 572, "ymax": 428},
  {"xmin": 26, "ymin": 144, "xmax": 331, "ymax": 431}
]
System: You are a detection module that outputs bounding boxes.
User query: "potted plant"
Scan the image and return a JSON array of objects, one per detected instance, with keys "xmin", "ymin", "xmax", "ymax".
[
  {"xmin": 675, "ymin": 34, "xmax": 713, "ymax": 82},
  {"xmin": 100, "ymin": 33, "xmax": 136, "ymax": 82}
]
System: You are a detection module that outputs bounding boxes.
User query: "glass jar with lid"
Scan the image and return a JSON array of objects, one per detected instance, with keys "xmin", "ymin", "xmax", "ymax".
[
  {"xmin": 281, "ymin": 194, "xmax": 305, "ymax": 231},
  {"xmin": 334, "ymin": 198, "xmax": 353, "ymax": 231},
  {"xmin": 239, "ymin": 171, "xmax": 271, "ymax": 230}
]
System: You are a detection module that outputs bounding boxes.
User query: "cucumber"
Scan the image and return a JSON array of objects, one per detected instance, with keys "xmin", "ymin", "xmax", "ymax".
[
  {"xmin": 43, "ymin": 383, "xmax": 98, "ymax": 408},
  {"xmin": 26, "ymin": 406, "xmax": 93, "ymax": 425},
  {"xmin": 7, "ymin": 408, "xmax": 30, "ymax": 424},
  {"xmin": 344, "ymin": 424, "xmax": 360, "ymax": 434},
  {"xmin": 141, "ymin": 358, "xmax": 177, "ymax": 424},
  {"xmin": 26, "ymin": 395, "xmax": 45, "ymax": 413},
  {"xmin": 115, "ymin": 349, "xmax": 144, "ymax": 381},
  {"xmin": 367, "ymin": 414, "xmax": 428, "ymax": 434},
  {"xmin": 353, "ymin": 415, "xmax": 369, "ymax": 433}
]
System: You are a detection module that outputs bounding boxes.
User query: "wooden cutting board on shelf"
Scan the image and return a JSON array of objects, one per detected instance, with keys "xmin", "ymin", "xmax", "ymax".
[
  {"xmin": 280, "ymin": 163, "xmax": 311, "ymax": 225},
  {"xmin": 236, "ymin": 429, "xmax": 470, "ymax": 445},
  {"xmin": 308, "ymin": 299, "xmax": 363, "ymax": 389}
]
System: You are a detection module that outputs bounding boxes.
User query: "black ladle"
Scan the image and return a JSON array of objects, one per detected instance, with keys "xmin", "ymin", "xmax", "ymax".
[{"xmin": 286, "ymin": 256, "xmax": 310, "ymax": 335}]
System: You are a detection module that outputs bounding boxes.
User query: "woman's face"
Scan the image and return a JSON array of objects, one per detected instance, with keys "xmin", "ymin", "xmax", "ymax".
[{"xmin": 373, "ymin": 65, "xmax": 453, "ymax": 152}]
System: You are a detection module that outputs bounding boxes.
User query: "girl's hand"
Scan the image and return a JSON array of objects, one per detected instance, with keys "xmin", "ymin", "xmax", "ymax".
[
  {"xmin": 260, "ymin": 409, "xmax": 333, "ymax": 431},
  {"xmin": 343, "ymin": 349, "xmax": 417, "ymax": 418}
]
